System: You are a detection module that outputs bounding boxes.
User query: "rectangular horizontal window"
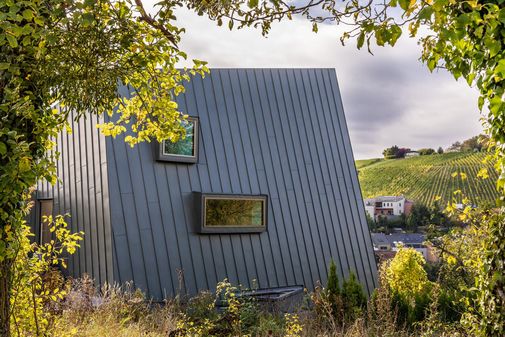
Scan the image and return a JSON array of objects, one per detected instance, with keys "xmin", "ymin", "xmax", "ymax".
[
  {"xmin": 195, "ymin": 193, "xmax": 267, "ymax": 234},
  {"xmin": 156, "ymin": 117, "xmax": 199, "ymax": 163}
]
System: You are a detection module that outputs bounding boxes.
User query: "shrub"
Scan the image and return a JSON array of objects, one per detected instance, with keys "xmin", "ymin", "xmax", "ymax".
[
  {"xmin": 384, "ymin": 247, "xmax": 435, "ymax": 327},
  {"xmin": 386, "ymin": 248, "xmax": 430, "ymax": 301},
  {"xmin": 10, "ymin": 215, "xmax": 82, "ymax": 336},
  {"xmin": 341, "ymin": 272, "xmax": 367, "ymax": 321},
  {"xmin": 326, "ymin": 259, "xmax": 340, "ymax": 298}
]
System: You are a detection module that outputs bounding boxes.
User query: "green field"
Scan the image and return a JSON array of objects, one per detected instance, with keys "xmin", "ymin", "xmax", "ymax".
[
  {"xmin": 356, "ymin": 152, "xmax": 499, "ymax": 206},
  {"xmin": 355, "ymin": 158, "xmax": 383, "ymax": 169}
]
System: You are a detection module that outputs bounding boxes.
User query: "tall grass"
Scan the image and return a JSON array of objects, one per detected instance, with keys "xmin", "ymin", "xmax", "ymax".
[{"xmin": 44, "ymin": 269, "xmax": 469, "ymax": 337}]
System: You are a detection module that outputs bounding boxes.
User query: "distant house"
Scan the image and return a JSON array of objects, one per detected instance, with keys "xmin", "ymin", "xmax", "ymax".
[
  {"xmin": 405, "ymin": 151, "xmax": 420, "ymax": 157},
  {"xmin": 371, "ymin": 233, "xmax": 430, "ymax": 260},
  {"xmin": 29, "ymin": 68, "xmax": 378, "ymax": 299},
  {"xmin": 364, "ymin": 196, "xmax": 413, "ymax": 220}
]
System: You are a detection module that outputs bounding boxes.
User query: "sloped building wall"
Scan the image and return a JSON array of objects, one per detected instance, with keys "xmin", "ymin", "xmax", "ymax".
[
  {"xmin": 106, "ymin": 68, "xmax": 377, "ymax": 299},
  {"xmin": 34, "ymin": 112, "xmax": 114, "ymax": 286}
]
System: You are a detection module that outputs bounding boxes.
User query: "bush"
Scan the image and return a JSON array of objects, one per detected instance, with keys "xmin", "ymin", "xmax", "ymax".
[
  {"xmin": 311, "ymin": 261, "xmax": 368, "ymax": 330},
  {"xmin": 10, "ymin": 215, "xmax": 82, "ymax": 336},
  {"xmin": 326, "ymin": 259, "xmax": 340, "ymax": 299},
  {"xmin": 418, "ymin": 148, "xmax": 436, "ymax": 155},
  {"xmin": 342, "ymin": 272, "xmax": 367, "ymax": 321}
]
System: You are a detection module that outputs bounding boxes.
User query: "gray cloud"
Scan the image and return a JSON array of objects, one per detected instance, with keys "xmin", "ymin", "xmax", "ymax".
[{"xmin": 145, "ymin": 3, "xmax": 483, "ymax": 158}]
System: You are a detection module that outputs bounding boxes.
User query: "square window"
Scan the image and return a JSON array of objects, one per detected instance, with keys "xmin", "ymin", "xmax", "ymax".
[
  {"xmin": 156, "ymin": 117, "xmax": 199, "ymax": 163},
  {"xmin": 195, "ymin": 193, "xmax": 267, "ymax": 234}
]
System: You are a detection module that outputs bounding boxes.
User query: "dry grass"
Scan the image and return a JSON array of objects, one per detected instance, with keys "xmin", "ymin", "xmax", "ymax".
[
  {"xmin": 51, "ymin": 277, "xmax": 179, "ymax": 337},
  {"xmin": 45, "ymin": 274, "xmax": 465, "ymax": 337}
]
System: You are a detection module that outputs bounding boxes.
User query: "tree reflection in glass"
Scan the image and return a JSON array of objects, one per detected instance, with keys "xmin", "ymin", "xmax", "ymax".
[
  {"xmin": 163, "ymin": 119, "xmax": 194, "ymax": 156},
  {"xmin": 204, "ymin": 198, "xmax": 264, "ymax": 227}
]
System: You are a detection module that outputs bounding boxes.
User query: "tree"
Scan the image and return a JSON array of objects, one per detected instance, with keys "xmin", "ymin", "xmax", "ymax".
[
  {"xmin": 206, "ymin": 0, "xmax": 505, "ymax": 196},
  {"xmin": 430, "ymin": 200, "xmax": 449, "ymax": 226},
  {"xmin": 382, "ymin": 146, "xmax": 411, "ymax": 159},
  {"xmin": 383, "ymin": 145, "xmax": 400, "ymax": 159},
  {"xmin": 437, "ymin": 147, "xmax": 444, "ymax": 154},
  {"xmin": 365, "ymin": 211, "xmax": 376, "ymax": 231},
  {"xmin": 432, "ymin": 206, "xmax": 505, "ymax": 336},
  {"xmin": 461, "ymin": 134, "xmax": 490, "ymax": 152},
  {"xmin": 385, "ymin": 247, "xmax": 431, "ymax": 304},
  {"xmin": 377, "ymin": 215, "xmax": 390, "ymax": 233},
  {"xmin": 418, "ymin": 148, "xmax": 435, "ymax": 155},
  {"xmin": 341, "ymin": 272, "xmax": 367, "ymax": 321},
  {"xmin": 448, "ymin": 141, "xmax": 462, "ymax": 152},
  {"xmin": 407, "ymin": 203, "xmax": 431, "ymax": 231},
  {"xmin": 396, "ymin": 147, "xmax": 411, "ymax": 158},
  {"xmin": 461, "ymin": 136, "xmax": 481, "ymax": 152},
  {"xmin": 0, "ymin": 1, "xmax": 208, "ymax": 335},
  {"xmin": 326, "ymin": 259, "xmax": 340, "ymax": 298},
  {"xmin": 3, "ymin": 0, "xmax": 505, "ymax": 335},
  {"xmin": 325, "ymin": 259, "xmax": 342, "ymax": 320}
]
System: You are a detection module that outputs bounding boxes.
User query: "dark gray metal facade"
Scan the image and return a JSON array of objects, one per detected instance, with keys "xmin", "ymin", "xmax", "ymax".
[
  {"xmin": 32, "ymin": 68, "xmax": 377, "ymax": 299},
  {"xmin": 107, "ymin": 68, "xmax": 377, "ymax": 299},
  {"xmin": 35, "ymin": 112, "xmax": 114, "ymax": 286}
]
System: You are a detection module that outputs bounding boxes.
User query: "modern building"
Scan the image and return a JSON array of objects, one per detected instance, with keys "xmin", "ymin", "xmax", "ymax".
[
  {"xmin": 371, "ymin": 233, "xmax": 429, "ymax": 259},
  {"xmin": 29, "ymin": 68, "xmax": 378, "ymax": 299},
  {"xmin": 364, "ymin": 196, "xmax": 413, "ymax": 220}
]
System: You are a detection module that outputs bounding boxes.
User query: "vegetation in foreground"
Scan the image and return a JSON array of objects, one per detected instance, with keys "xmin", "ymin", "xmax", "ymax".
[
  {"xmin": 3, "ymin": 1, "xmax": 505, "ymax": 336},
  {"xmin": 357, "ymin": 152, "xmax": 499, "ymax": 206},
  {"xmin": 9, "ymin": 201, "xmax": 504, "ymax": 336}
]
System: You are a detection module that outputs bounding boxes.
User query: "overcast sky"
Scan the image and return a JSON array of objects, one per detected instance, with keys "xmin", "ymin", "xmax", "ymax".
[{"xmin": 146, "ymin": 3, "xmax": 483, "ymax": 159}]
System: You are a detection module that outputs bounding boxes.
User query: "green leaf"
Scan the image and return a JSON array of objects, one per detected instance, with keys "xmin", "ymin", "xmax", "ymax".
[
  {"xmin": 489, "ymin": 96, "xmax": 503, "ymax": 116},
  {"xmin": 357, "ymin": 32, "xmax": 365, "ymax": 49},
  {"xmin": 419, "ymin": 7, "xmax": 434, "ymax": 20},
  {"xmin": 22, "ymin": 9, "xmax": 33, "ymax": 21},
  {"xmin": 398, "ymin": 0, "xmax": 411, "ymax": 11},
  {"xmin": 499, "ymin": 8, "xmax": 505, "ymax": 24},
  {"xmin": 248, "ymin": 0, "xmax": 258, "ymax": 8},
  {"xmin": 456, "ymin": 13, "xmax": 470, "ymax": 26},
  {"xmin": 6, "ymin": 35, "xmax": 17, "ymax": 48},
  {"xmin": 0, "ymin": 63, "xmax": 10, "ymax": 70},
  {"xmin": 485, "ymin": 38, "xmax": 501, "ymax": 58},
  {"xmin": 389, "ymin": 25, "xmax": 402, "ymax": 46},
  {"xmin": 496, "ymin": 60, "xmax": 505, "ymax": 77},
  {"xmin": 34, "ymin": 16, "xmax": 43, "ymax": 25},
  {"xmin": 81, "ymin": 12, "xmax": 95, "ymax": 26},
  {"xmin": 0, "ymin": 142, "xmax": 6, "ymax": 156},
  {"xmin": 466, "ymin": 73, "xmax": 476, "ymax": 86}
]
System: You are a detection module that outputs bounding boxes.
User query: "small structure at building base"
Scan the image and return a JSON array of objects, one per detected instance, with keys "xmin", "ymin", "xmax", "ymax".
[{"xmin": 216, "ymin": 285, "xmax": 304, "ymax": 313}]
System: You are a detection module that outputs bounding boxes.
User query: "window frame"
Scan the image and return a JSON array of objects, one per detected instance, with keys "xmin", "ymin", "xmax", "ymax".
[
  {"xmin": 195, "ymin": 193, "xmax": 268, "ymax": 234},
  {"xmin": 155, "ymin": 116, "xmax": 199, "ymax": 163},
  {"xmin": 37, "ymin": 198, "xmax": 53, "ymax": 245}
]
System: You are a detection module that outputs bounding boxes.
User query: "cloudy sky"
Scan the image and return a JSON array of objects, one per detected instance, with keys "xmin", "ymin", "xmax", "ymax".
[{"xmin": 147, "ymin": 3, "xmax": 483, "ymax": 159}]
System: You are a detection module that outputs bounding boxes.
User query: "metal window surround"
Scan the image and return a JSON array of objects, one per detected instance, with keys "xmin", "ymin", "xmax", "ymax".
[
  {"xmin": 194, "ymin": 192, "xmax": 268, "ymax": 234},
  {"xmin": 155, "ymin": 116, "xmax": 199, "ymax": 163}
]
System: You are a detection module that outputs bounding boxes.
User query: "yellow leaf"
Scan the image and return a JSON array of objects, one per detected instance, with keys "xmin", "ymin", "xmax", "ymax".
[
  {"xmin": 447, "ymin": 255, "xmax": 457, "ymax": 265},
  {"xmin": 477, "ymin": 168, "xmax": 489, "ymax": 179}
]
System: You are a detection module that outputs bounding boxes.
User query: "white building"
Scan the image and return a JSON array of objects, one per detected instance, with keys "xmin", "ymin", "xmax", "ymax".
[
  {"xmin": 405, "ymin": 151, "xmax": 420, "ymax": 157},
  {"xmin": 364, "ymin": 196, "xmax": 408, "ymax": 220}
]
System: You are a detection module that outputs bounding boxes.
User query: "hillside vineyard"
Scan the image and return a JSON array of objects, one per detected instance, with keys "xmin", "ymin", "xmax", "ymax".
[{"xmin": 357, "ymin": 152, "xmax": 499, "ymax": 206}]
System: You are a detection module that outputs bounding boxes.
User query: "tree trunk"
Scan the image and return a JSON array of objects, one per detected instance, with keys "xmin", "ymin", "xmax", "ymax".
[{"xmin": 0, "ymin": 258, "xmax": 11, "ymax": 337}]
